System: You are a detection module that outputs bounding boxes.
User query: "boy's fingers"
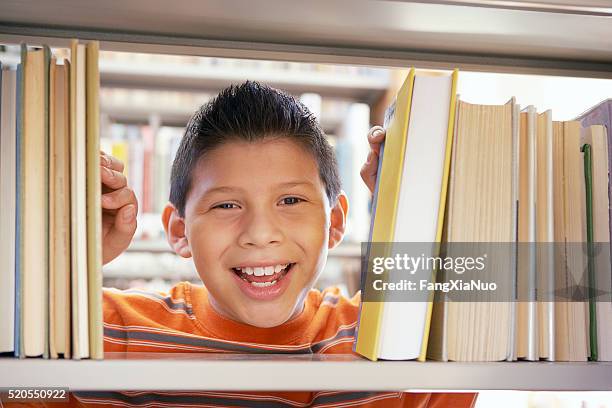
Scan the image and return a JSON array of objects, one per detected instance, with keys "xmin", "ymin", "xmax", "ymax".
[
  {"xmin": 360, "ymin": 150, "xmax": 379, "ymax": 194},
  {"xmin": 104, "ymin": 204, "xmax": 137, "ymax": 255},
  {"xmin": 102, "ymin": 187, "xmax": 137, "ymax": 210},
  {"xmin": 100, "ymin": 151, "xmax": 125, "ymax": 173},
  {"xmin": 100, "ymin": 165, "xmax": 127, "ymax": 190},
  {"xmin": 367, "ymin": 126, "xmax": 386, "ymax": 154}
]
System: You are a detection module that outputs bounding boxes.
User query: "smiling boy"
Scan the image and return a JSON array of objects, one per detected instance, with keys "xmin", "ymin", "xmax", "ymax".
[{"xmin": 56, "ymin": 81, "xmax": 476, "ymax": 407}]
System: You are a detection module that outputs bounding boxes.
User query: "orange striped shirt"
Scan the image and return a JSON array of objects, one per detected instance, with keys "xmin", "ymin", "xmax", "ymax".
[{"xmin": 7, "ymin": 283, "xmax": 477, "ymax": 408}]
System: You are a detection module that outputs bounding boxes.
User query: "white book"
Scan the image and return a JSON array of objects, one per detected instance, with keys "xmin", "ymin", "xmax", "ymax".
[
  {"xmin": 377, "ymin": 71, "xmax": 454, "ymax": 360},
  {"xmin": 70, "ymin": 42, "xmax": 89, "ymax": 359},
  {"xmin": 0, "ymin": 67, "xmax": 17, "ymax": 353},
  {"xmin": 517, "ymin": 106, "xmax": 538, "ymax": 361}
]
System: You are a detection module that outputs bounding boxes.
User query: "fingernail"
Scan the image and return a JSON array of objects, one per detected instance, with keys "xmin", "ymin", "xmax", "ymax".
[
  {"xmin": 123, "ymin": 205, "xmax": 135, "ymax": 221},
  {"xmin": 100, "ymin": 154, "xmax": 110, "ymax": 167},
  {"xmin": 372, "ymin": 129, "xmax": 383, "ymax": 137}
]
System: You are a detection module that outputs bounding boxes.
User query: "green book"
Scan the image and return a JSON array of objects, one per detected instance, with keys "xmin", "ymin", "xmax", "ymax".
[{"xmin": 582, "ymin": 143, "xmax": 598, "ymax": 361}]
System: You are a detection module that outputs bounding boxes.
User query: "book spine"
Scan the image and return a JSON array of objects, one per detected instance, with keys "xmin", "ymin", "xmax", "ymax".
[
  {"xmin": 15, "ymin": 45, "xmax": 25, "ymax": 359},
  {"xmin": 581, "ymin": 143, "xmax": 598, "ymax": 361},
  {"xmin": 86, "ymin": 40, "xmax": 103, "ymax": 360},
  {"xmin": 43, "ymin": 45, "xmax": 51, "ymax": 360}
]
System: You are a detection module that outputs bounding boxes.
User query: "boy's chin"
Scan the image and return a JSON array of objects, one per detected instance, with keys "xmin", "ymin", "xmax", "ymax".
[{"xmin": 237, "ymin": 302, "xmax": 302, "ymax": 328}]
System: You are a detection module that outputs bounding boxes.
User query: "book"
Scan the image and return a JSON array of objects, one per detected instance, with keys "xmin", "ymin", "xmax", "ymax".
[
  {"xmin": 21, "ymin": 45, "xmax": 51, "ymax": 358},
  {"xmin": 355, "ymin": 69, "xmax": 458, "ymax": 361},
  {"xmin": 70, "ymin": 40, "xmax": 90, "ymax": 359},
  {"xmin": 2, "ymin": 39, "xmax": 100, "ymax": 360},
  {"xmin": 553, "ymin": 120, "xmax": 588, "ymax": 362},
  {"xmin": 582, "ymin": 125, "xmax": 612, "ymax": 361},
  {"xmin": 0, "ymin": 65, "xmax": 17, "ymax": 354},
  {"xmin": 535, "ymin": 110, "xmax": 555, "ymax": 361},
  {"xmin": 429, "ymin": 98, "xmax": 517, "ymax": 362},
  {"xmin": 14, "ymin": 60, "xmax": 23, "ymax": 358},
  {"xmin": 382, "ymin": 70, "xmax": 458, "ymax": 361},
  {"xmin": 581, "ymin": 141, "xmax": 597, "ymax": 361},
  {"xmin": 354, "ymin": 69, "xmax": 415, "ymax": 361},
  {"xmin": 575, "ymin": 101, "xmax": 612, "ymax": 362},
  {"xmin": 86, "ymin": 40, "xmax": 103, "ymax": 360},
  {"xmin": 517, "ymin": 106, "xmax": 538, "ymax": 361},
  {"xmin": 49, "ymin": 59, "xmax": 71, "ymax": 359}
]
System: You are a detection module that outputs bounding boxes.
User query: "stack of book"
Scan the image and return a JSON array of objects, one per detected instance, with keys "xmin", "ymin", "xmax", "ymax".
[
  {"xmin": 355, "ymin": 69, "xmax": 612, "ymax": 362},
  {"xmin": 0, "ymin": 40, "xmax": 103, "ymax": 359}
]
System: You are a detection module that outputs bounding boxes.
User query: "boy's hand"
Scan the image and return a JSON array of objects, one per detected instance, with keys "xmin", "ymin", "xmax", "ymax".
[
  {"xmin": 100, "ymin": 151, "xmax": 138, "ymax": 265},
  {"xmin": 360, "ymin": 125, "xmax": 386, "ymax": 194}
]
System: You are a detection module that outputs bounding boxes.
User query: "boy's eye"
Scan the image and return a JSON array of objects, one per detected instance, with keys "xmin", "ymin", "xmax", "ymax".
[
  {"xmin": 213, "ymin": 203, "xmax": 239, "ymax": 210},
  {"xmin": 279, "ymin": 197, "xmax": 303, "ymax": 206}
]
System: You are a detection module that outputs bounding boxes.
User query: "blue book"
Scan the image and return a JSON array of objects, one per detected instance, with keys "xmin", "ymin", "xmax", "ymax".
[
  {"xmin": 353, "ymin": 142, "xmax": 384, "ymax": 352},
  {"xmin": 14, "ymin": 57, "xmax": 23, "ymax": 358}
]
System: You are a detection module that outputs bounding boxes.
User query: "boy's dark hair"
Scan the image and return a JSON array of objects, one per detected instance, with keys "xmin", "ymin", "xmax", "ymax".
[{"xmin": 169, "ymin": 80, "xmax": 342, "ymax": 217}]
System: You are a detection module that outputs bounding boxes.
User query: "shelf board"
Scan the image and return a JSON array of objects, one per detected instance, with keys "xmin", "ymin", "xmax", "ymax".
[
  {"xmin": 1, "ymin": 0, "xmax": 611, "ymax": 78},
  {"xmin": 1, "ymin": 353, "xmax": 611, "ymax": 391}
]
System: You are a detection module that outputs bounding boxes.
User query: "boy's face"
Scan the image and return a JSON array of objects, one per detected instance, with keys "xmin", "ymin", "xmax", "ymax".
[{"xmin": 163, "ymin": 138, "xmax": 347, "ymax": 328}]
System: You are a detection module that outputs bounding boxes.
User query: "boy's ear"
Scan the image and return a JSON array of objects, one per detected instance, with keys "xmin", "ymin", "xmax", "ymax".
[
  {"xmin": 328, "ymin": 191, "xmax": 349, "ymax": 250},
  {"xmin": 161, "ymin": 203, "xmax": 192, "ymax": 258}
]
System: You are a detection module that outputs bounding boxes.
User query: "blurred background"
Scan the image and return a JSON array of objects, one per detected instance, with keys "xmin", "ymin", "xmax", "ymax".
[{"xmin": 2, "ymin": 45, "xmax": 612, "ymax": 299}]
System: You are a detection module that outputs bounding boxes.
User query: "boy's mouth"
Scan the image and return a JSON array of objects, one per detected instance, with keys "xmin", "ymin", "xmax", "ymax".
[{"xmin": 231, "ymin": 263, "xmax": 295, "ymax": 287}]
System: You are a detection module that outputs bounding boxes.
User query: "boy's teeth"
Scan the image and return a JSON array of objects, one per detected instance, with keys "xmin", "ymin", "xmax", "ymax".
[
  {"xmin": 251, "ymin": 280, "xmax": 277, "ymax": 287},
  {"xmin": 234, "ymin": 264, "xmax": 291, "ymax": 276}
]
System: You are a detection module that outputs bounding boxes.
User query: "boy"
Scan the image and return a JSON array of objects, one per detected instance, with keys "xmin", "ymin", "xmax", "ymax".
[{"xmin": 42, "ymin": 82, "xmax": 477, "ymax": 407}]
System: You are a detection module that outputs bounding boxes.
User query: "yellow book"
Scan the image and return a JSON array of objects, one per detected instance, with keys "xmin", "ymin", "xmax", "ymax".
[
  {"xmin": 355, "ymin": 69, "xmax": 415, "ymax": 361},
  {"xmin": 49, "ymin": 60, "xmax": 72, "ymax": 359},
  {"xmin": 86, "ymin": 41, "xmax": 103, "ymax": 360},
  {"xmin": 49, "ymin": 56, "xmax": 57, "ymax": 359},
  {"xmin": 355, "ymin": 69, "xmax": 458, "ymax": 361},
  {"xmin": 22, "ymin": 45, "xmax": 50, "ymax": 358},
  {"xmin": 422, "ymin": 70, "xmax": 459, "ymax": 361}
]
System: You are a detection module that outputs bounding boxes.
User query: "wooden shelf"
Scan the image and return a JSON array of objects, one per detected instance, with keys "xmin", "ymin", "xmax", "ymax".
[{"xmin": 1, "ymin": 353, "xmax": 611, "ymax": 391}]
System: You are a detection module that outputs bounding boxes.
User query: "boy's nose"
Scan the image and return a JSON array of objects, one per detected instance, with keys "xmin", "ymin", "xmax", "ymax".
[{"xmin": 237, "ymin": 210, "xmax": 284, "ymax": 248}]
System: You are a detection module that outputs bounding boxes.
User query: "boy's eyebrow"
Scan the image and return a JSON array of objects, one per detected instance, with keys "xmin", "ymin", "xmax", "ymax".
[
  {"xmin": 198, "ymin": 181, "xmax": 316, "ymax": 201},
  {"xmin": 277, "ymin": 181, "xmax": 317, "ymax": 189},
  {"xmin": 196, "ymin": 186, "xmax": 245, "ymax": 201},
  {"xmin": 199, "ymin": 180, "xmax": 315, "ymax": 200}
]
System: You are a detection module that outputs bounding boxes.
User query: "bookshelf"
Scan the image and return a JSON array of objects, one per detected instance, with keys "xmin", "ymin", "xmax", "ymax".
[
  {"xmin": 0, "ymin": 1, "xmax": 611, "ymax": 78},
  {"xmin": 0, "ymin": 353, "xmax": 611, "ymax": 391},
  {"xmin": 1, "ymin": 0, "xmax": 612, "ymax": 393}
]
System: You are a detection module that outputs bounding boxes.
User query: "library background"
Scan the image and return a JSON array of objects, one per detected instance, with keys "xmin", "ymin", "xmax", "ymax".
[{"xmin": 1, "ymin": 1, "xmax": 612, "ymax": 407}]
